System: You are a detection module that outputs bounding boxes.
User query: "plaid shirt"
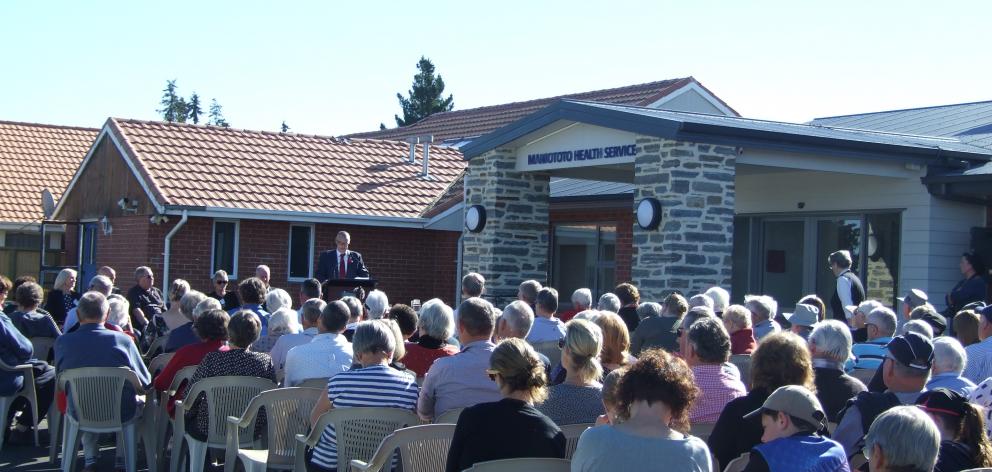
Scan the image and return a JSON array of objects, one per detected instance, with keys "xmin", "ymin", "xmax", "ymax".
[{"xmin": 690, "ymin": 363, "xmax": 747, "ymax": 423}]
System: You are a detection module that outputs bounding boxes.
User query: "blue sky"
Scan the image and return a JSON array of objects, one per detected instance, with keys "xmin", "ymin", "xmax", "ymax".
[{"xmin": 1, "ymin": 1, "xmax": 988, "ymax": 135}]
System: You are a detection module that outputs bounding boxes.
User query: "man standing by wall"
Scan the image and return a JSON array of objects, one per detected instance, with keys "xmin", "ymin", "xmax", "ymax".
[
  {"xmin": 828, "ymin": 250, "xmax": 865, "ymax": 322},
  {"xmin": 315, "ymin": 231, "xmax": 370, "ymax": 282}
]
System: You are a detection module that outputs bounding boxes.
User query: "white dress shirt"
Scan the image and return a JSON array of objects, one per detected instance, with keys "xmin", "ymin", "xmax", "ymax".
[{"xmin": 283, "ymin": 332, "xmax": 353, "ymax": 387}]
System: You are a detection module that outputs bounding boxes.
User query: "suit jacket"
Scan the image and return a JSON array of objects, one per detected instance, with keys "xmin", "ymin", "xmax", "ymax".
[{"xmin": 316, "ymin": 249, "xmax": 370, "ymax": 282}]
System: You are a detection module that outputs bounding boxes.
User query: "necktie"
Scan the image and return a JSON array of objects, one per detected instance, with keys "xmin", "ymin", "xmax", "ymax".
[{"xmin": 339, "ymin": 253, "xmax": 346, "ymax": 279}]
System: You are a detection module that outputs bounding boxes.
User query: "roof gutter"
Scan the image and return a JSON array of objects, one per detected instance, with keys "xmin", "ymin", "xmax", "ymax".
[
  {"xmin": 162, "ymin": 209, "xmax": 188, "ymax": 293},
  {"xmin": 163, "ymin": 206, "xmax": 430, "ymax": 229}
]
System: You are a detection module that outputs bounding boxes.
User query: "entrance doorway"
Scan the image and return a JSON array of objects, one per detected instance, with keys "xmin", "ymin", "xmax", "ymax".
[
  {"xmin": 733, "ymin": 212, "xmax": 900, "ymax": 314},
  {"xmin": 79, "ymin": 223, "xmax": 98, "ymax": 291},
  {"xmin": 552, "ymin": 223, "xmax": 617, "ymax": 308}
]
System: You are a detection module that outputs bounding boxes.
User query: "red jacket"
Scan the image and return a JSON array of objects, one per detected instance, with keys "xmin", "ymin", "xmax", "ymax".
[{"xmin": 730, "ymin": 328, "xmax": 756, "ymax": 355}]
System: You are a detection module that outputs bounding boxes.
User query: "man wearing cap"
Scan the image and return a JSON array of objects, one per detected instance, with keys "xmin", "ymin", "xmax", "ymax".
[
  {"xmin": 909, "ymin": 304, "xmax": 947, "ymax": 337},
  {"xmin": 849, "ymin": 307, "xmax": 898, "ymax": 371},
  {"xmin": 846, "ymin": 300, "xmax": 883, "ymax": 344},
  {"xmin": 741, "ymin": 385, "xmax": 848, "ymax": 471},
  {"xmin": 898, "ymin": 289, "xmax": 929, "ymax": 321},
  {"xmin": 962, "ymin": 305, "xmax": 992, "ymax": 383},
  {"xmin": 784, "ymin": 303, "xmax": 819, "ymax": 342},
  {"xmin": 833, "ymin": 332, "xmax": 934, "ymax": 457},
  {"xmin": 828, "ymin": 250, "xmax": 866, "ymax": 322}
]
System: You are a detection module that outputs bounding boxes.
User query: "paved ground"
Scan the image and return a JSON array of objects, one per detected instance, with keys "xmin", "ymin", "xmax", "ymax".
[{"xmin": 2, "ymin": 419, "xmax": 224, "ymax": 472}]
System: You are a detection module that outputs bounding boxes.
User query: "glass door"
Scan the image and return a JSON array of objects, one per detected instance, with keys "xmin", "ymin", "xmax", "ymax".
[
  {"xmin": 815, "ymin": 217, "xmax": 862, "ymax": 317},
  {"xmin": 552, "ymin": 223, "xmax": 617, "ymax": 308},
  {"xmin": 760, "ymin": 220, "xmax": 806, "ymax": 309}
]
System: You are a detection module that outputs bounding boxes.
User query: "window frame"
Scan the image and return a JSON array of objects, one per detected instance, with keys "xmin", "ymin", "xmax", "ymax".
[
  {"xmin": 211, "ymin": 219, "xmax": 240, "ymax": 280},
  {"xmin": 287, "ymin": 223, "xmax": 315, "ymax": 282}
]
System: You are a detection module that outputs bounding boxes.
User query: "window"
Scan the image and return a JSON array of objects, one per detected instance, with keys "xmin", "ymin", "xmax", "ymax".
[
  {"xmin": 731, "ymin": 212, "xmax": 901, "ymax": 310},
  {"xmin": 288, "ymin": 224, "xmax": 314, "ymax": 281},
  {"xmin": 552, "ymin": 223, "xmax": 617, "ymax": 308},
  {"xmin": 212, "ymin": 220, "xmax": 239, "ymax": 278}
]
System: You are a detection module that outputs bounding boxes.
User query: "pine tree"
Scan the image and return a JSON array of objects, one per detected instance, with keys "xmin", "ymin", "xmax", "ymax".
[
  {"xmin": 188, "ymin": 93, "xmax": 203, "ymax": 124},
  {"xmin": 379, "ymin": 123, "xmax": 387, "ymax": 130},
  {"xmin": 158, "ymin": 80, "xmax": 185, "ymax": 122},
  {"xmin": 394, "ymin": 56, "xmax": 454, "ymax": 127},
  {"xmin": 281, "ymin": 121, "xmax": 290, "ymax": 133},
  {"xmin": 209, "ymin": 99, "xmax": 229, "ymax": 127}
]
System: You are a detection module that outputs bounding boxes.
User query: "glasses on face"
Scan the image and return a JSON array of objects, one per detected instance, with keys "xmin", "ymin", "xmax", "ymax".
[
  {"xmin": 215, "ymin": 280, "xmax": 228, "ymax": 285},
  {"xmin": 558, "ymin": 338, "xmax": 566, "ymax": 349}
]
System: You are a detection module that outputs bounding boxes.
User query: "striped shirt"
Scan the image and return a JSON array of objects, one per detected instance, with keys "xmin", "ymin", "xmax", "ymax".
[
  {"xmin": 310, "ymin": 365, "xmax": 420, "ymax": 470},
  {"xmin": 964, "ymin": 337, "xmax": 992, "ymax": 383},
  {"xmin": 849, "ymin": 337, "xmax": 892, "ymax": 371}
]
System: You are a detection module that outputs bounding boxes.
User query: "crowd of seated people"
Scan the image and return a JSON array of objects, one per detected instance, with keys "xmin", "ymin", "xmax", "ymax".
[{"xmin": 5, "ymin": 260, "xmax": 992, "ymax": 472}]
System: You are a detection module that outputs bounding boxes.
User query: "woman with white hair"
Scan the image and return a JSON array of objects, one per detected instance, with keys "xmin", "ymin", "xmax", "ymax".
[
  {"xmin": 403, "ymin": 298, "xmax": 458, "ymax": 377},
  {"xmin": 560, "ymin": 288, "xmax": 593, "ymax": 322},
  {"xmin": 364, "ymin": 290, "xmax": 389, "ymax": 320},
  {"xmin": 43, "ymin": 267, "xmax": 80, "ymax": 325},
  {"xmin": 107, "ymin": 294, "xmax": 138, "ymax": 343},
  {"xmin": 927, "ymin": 337, "xmax": 976, "ymax": 396},
  {"xmin": 704, "ymin": 286, "xmax": 730, "ymax": 316},
  {"xmin": 598, "ymin": 293, "xmax": 621, "ymax": 313},
  {"xmin": 808, "ymin": 319, "xmax": 866, "ymax": 421},
  {"xmin": 251, "ymin": 307, "xmax": 301, "ymax": 353},
  {"xmin": 264, "ymin": 288, "xmax": 293, "ymax": 313},
  {"xmin": 722, "ymin": 304, "xmax": 756, "ymax": 355},
  {"xmin": 308, "ymin": 320, "xmax": 419, "ymax": 471}
]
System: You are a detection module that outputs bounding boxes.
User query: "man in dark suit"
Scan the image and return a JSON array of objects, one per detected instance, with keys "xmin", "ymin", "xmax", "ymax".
[{"xmin": 316, "ymin": 230, "xmax": 370, "ymax": 282}]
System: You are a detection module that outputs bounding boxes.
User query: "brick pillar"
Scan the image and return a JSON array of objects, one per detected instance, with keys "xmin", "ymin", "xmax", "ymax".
[
  {"xmin": 462, "ymin": 148, "xmax": 550, "ymax": 302},
  {"xmin": 632, "ymin": 137, "xmax": 737, "ymax": 301}
]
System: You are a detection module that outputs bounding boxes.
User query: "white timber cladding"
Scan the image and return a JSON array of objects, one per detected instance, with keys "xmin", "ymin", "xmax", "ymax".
[
  {"xmin": 650, "ymin": 87, "xmax": 725, "ymax": 115},
  {"xmin": 735, "ymin": 148, "xmax": 986, "ymax": 309},
  {"xmin": 515, "ymin": 123, "xmax": 640, "ymax": 172}
]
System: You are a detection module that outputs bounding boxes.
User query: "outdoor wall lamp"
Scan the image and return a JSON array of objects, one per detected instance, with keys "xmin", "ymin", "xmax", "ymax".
[
  {"xmin": 636, "ymin": 197, "xmax": 662, "ymax": 230},
  {"xmin": 465, "ymin": 205, "xmax": 487, "ymax": 232}
]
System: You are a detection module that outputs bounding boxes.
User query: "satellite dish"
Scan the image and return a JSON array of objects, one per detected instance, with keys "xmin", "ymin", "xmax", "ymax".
[{"xmin": 41, "ymin": 189, "xmax": 55, "ymax": 219}]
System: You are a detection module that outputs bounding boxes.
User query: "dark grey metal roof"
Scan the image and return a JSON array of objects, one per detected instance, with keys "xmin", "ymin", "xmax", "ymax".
[
  {"xmin": 811, "ymin": 101, "xmax": 992, "ymax": 150},
  {"xmin": 463, "ymin": 100, "xmax": 992, "ymax": 162}
]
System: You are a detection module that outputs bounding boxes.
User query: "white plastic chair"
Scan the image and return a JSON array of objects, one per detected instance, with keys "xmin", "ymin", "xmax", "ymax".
[
  {"xmin": 294, "ymin": 407, "xmax": 421, "ymax": 472},
  {"xmin": 154, "ymin": 365, "xmax": 197, "ymax": 472},
  {"xmin": 298, "ymin": 377, "xmax": 329, "ymax": 390},
  {"xmin": 147, "ymin": 352, "xmax": 176, "ymax": 378},
  {"xmin": 0, "ymin": 359, "xmax": 40, "ymax": 449},
  {"xmin": 558, "ymin": 423, "xmax": 592, "ymax": 459},
  {"xmin": 349, "ymin": 423, "xmax": 456, "ymax": 472},
  {"xmin": 58, "ymin": 366, "xmax": 156, "ymax": 472},
  {"xmin": 468, "ymin": 457, "xmax": 571, "ymax": 471},
  {"xmin": 170, "ymin": 376, "xmax": 276, "ymax": 472},
  {"xmin": 434, "ymin": 407, "xmax": 464, "ymax": 424},
  {"xmin": 723, "ymin": 452, "xmax": 750, "ymax": 472},
  {"xmin": 530, "ymin": 340, "xmax": 563, "ymax": 370},
  {"xmin": 223, "ymin": 387, "xmax": 324, "ymax": 472},
  {"xmin": 30, "ymin": 336, "xmax": 58, "ymax": 362},
  {"xmin": 729, "ymin": 354, "xmax": 751, "ymax": 389}
]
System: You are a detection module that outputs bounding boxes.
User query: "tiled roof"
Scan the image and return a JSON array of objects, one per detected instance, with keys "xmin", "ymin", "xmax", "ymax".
[
  {"xmin": 347, "ymin": 77, "xmax": 707, "ymax": 143},
  {"xmin": 108, "ymin": 119, "xmax": 466, "ymax": 219},
  {"xmin": 421, "ymin": 169, "xmax": 464, "ymax": 218},
  {"xmin": 0, "ymin": 121, "xmax": 99, "ymax": 224}
]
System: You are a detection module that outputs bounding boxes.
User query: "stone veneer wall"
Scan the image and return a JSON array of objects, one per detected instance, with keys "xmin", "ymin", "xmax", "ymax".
[
  {"xmin": 462, "ymin": 148, "xmax": 550, "ymax": 300},
  {"xmin": 632, "ymin": 137, "xmax": 737, "ymax": 301}
]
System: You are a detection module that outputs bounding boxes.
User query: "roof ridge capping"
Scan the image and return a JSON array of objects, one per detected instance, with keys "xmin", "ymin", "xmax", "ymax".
[
  {"xmin": 0, "ymin": 119, "xmax": 100, "ymax": 132},
  {"xmin": 109, "ymin": 117, "xmax": 433, "ymax": 146},
  {"xmin": 561, "ymin": 99, "xmax": 967, "ymax": 143},
  {"xmin": 813, "ymin": 99, "xmax": 992, "ymax": 121}
]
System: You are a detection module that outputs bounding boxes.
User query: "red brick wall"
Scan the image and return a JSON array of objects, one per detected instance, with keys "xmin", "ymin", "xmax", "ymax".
[
  {"xmin": 549, "ymin": 204, "xmax": 634, "ymax": 286},
  {"xmin": 66, "ymin": 215, "xmax": 460, "ymax": 307}
]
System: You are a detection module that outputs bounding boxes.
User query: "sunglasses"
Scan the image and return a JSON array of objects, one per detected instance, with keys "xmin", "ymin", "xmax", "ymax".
[
  {"xmin": 215, "ymin": 280, "xmax": 228, "ymax": 285},
  {"xmin": 486, "ymin": 370, "xmax": 499, "ymax": 382}
]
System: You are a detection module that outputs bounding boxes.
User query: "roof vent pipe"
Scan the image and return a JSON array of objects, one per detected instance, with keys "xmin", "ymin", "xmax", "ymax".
[
  {"xmin": 421, "ymin": 135, "xmax": 434, "ymax": 178},
  {"xmin": 407, "ymin": 136, "xmax": 419, "ymax": 164}
]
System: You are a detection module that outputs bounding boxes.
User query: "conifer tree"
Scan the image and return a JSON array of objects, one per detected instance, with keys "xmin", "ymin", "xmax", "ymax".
[
  {"xmin": 281, "ymin": 121, "xmax": 290, "ymax": 133},
  {"xmin": 188, "ymin": 93, "xmax": 203, "ymax": 124},
  {"xmin": 158, "ymin": 80, "xmax": 186, "ymax": 122},
  {"xmin": 209, "ymin": 99, "xmax": 229, "ymax": 127},
  {"xmin": 394, "ymin": 56, "xmax": 454, "ymax": 127}
]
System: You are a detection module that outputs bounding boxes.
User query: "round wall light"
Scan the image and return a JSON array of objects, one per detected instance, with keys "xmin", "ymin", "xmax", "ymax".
[
  {"xmin": 636, "ymin": 198, "xmax": 662, "ymax": 230},
  {"xmin": 465, "ymin": 205, "xmax": 487, "ymax": 232}
]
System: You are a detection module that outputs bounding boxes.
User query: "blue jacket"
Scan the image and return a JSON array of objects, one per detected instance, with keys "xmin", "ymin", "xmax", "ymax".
[
  {"xmin": 0, "ymin": 313, "xmax": 33, "ymax": 396},
  {"xmin": 754, "ymin": 434, "xmax": 849, "ymax": 472},
  {"xmin": 55, "ymin": 323, "xmax": 150, "ymax": 420}
]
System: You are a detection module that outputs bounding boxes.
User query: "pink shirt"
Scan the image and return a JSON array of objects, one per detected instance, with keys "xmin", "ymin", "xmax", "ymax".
[{"xmin": 689, "ymin": 363, "xmax": 747, "ymax": 423}]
